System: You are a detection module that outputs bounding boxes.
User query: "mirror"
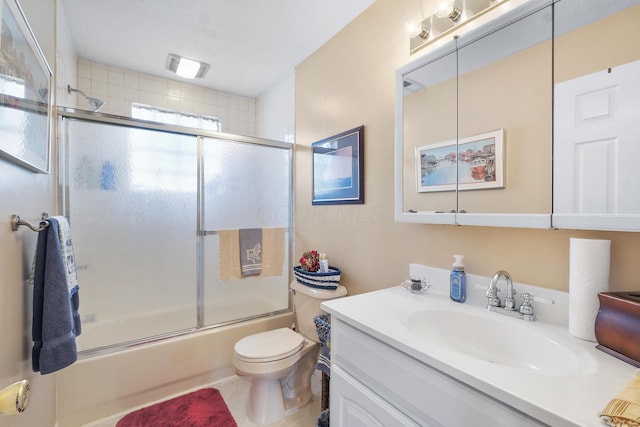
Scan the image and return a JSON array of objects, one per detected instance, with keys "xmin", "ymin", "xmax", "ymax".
[
  {"xmin": 399, "ymin": 44, "xmax": 458, "ymax": 224},
  {"xmin": 552, "ymin": 0, "xmax": 640, "ymax": 231},
  {"xmin": 396, "ymin": 2, "xmax": 553, "ymax": 228},
  {"xmin": 457, "ymin": 5, "xmax": 552, "ymax": 225}
]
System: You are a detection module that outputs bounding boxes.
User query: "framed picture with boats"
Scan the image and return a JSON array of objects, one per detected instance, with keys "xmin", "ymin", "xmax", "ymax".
[{"xmin": 416, "ymin": 129, "xmax": 504, "ymax": 193}]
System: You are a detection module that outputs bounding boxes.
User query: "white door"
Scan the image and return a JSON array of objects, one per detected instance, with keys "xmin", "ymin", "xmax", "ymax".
[{"xmin": 554, "ymin": 60, "xmax": 640, "ymax": 214}]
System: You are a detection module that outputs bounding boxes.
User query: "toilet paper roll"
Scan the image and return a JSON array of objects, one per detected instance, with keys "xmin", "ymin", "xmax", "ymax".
[{"xmin": 569, "ymin": 238, "xmax": 611, "ymax": 341}]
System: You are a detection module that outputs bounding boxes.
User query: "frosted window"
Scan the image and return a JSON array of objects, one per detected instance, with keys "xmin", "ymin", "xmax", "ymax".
[{"xmin": 132, "ymin": 103, "xmax": 221, "ymax": 132}]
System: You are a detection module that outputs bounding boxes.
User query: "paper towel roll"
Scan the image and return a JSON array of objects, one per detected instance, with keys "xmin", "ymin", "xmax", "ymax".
[{"xmin": 569, "ymin": 238, "xmax": 611, "ymax": 341}]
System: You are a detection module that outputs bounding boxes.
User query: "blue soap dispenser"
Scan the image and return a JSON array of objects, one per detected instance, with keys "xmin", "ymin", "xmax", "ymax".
[{"xmin": 450, "ymin": 254, "xmax": 466, "ymax": 303}]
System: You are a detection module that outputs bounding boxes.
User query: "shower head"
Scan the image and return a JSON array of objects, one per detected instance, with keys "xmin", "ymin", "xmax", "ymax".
[{"xmin": 67, "ymin": 84, "xmax": 105, "ymax": 112}]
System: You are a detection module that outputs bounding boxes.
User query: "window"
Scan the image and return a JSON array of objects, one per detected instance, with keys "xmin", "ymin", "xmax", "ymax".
[{"xmin": 132, "ymin": 103, "xmax": 221, "ymax": 132}]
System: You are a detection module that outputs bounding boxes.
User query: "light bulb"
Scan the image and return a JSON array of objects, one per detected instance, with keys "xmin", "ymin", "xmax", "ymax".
[
  {"xmin": 405, "ymin": 22, "xmax": 430, "ymax": 40},
  {"xmin": 405, "ymin": 21, "xmax": 430, "ymax": 39},
  {"xmin": 435, "ymin": 0, "xmax": 462, "ymax": 22}
]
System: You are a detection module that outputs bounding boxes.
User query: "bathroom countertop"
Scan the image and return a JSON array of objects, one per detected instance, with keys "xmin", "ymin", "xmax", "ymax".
[{"xmin": 322, "ymin": 284, "xmax": 637, "ymax": 427}]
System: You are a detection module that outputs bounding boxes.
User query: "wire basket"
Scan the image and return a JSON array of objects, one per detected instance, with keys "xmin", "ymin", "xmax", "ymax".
[{"xmin": 293, "ymin": 266, "xmax": 341, "ymax": 290}]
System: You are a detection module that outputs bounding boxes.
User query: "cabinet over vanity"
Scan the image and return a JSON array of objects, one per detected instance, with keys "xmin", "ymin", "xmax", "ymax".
[{"xmin": 395, "ymin": 0, "xmax": 640, "ymax": 232}]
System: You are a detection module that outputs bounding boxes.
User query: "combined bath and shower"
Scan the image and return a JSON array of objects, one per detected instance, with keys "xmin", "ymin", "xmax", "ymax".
[{"xmin": 67, "ymin": 84, "xmax": 105, "ymax": 112}]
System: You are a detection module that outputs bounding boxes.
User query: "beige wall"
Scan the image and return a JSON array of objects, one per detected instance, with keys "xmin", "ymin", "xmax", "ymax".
[{"xmin": 294, "ymin": 0, "xmax": 640, "ymax": 297}]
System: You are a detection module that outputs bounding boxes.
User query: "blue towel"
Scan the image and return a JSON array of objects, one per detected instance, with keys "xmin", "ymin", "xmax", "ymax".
[
  {"xmin": 32, "ymin": 218, "xmax": 81, "ymax": 374},
  {"xmin": 314, "ymin": 313, "xmax": 331, "ymax": 377}
]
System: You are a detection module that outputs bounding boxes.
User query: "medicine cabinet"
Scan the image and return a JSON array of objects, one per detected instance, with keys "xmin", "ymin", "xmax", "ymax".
[
  {"xmin": 396, "ymin": 0, "xmax": 640, "ymax": 232},
  {"xmin": 395, "ymin": 0, "xmax": 553, "ymax": 228},
  {"xmin": 552, "ymin": 0, "xmax": 640, "ymax": 232}
]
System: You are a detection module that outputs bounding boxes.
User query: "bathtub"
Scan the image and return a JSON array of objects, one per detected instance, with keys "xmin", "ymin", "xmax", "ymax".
[{"xmin": 56, "ymin": 312, "xmax": 294, "ymax": 426}]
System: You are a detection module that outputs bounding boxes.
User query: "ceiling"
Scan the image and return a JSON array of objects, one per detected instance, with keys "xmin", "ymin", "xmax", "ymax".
[{"xmin": 60, "ymin": 0, "xmax": 375, "ymax": 98}]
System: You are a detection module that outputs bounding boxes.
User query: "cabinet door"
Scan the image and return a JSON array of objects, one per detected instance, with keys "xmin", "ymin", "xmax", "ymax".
[
  {"xmin": 395, "ymin": 1, "xmax": 553, "ymax": 228},
  {"xmin": 331, "ymin": 366, "xmax": 422, "ymax": 427},
  {"xmin": 552, "ymin": 0, "xmax": 640, "ymax": 231}
]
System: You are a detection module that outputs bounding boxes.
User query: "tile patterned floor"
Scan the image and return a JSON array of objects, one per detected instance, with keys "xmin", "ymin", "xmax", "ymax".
[{"xmin": 82, "ymin": 371, "xmax": 323, "ymax": 427}]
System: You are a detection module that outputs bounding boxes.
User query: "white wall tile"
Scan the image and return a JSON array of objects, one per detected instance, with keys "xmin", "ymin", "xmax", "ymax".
[
  {"xmin": 78, "ymin": 61, "xmax": 91, "ymax": 80},
  {"xmin": 124, "ymin": 73, "xmax": 140, "ymax": 89},
  {"xmin": 91, "ymin": 64, "xmax": 108, "ymax": 82},
  {"xmin": 139, "ymin": 76, "xmax": 154, "ymax": 92},
  {"xmin": 257, "ymin": 68, "xmax": 295, "ymax": 142},
  {"xmin": 76, "ymin": 59, "xmax": 261, "ymax": 137},
  {"xmin": 108, "ymin": 69, "xmax": 124, "ymax": 86}
]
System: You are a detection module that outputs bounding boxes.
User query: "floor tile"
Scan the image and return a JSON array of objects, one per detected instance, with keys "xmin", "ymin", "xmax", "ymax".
[{"xmin": 81, "ymin": 371, "xmax": 323, "ymax": 427}]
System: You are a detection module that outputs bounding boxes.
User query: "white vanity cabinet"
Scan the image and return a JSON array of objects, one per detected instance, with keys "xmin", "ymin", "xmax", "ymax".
[{"xmin": 330, "ymin": 318, "xmax": 546, "ymax": 427}]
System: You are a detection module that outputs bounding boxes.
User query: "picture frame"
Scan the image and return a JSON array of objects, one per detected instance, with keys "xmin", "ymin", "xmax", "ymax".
[
  {"xmin": 0, "ymin": 0, "xmax": 53, "ymax": 173},
  {"xmin": 416, "ymin": 129, "xmax": 504, "ymax": 193},
  {"xmin": 312, "ymin": 125, "xmax": 364, "ymax": 205}
]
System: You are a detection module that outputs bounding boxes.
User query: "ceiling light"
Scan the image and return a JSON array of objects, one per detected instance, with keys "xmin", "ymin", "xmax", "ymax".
[{"xmin": 165, "ymin": 54, "xmax": 210, "ymax": 79}]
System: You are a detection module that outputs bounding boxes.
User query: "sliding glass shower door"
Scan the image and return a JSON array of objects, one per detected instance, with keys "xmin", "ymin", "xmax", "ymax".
[
  {"xmin": 202, "ymin": 137, "xmax": 291, "ymax": 325},
  {"xmin": 61, "ymin": 114, "xmax": 292, "ymax": 352}
]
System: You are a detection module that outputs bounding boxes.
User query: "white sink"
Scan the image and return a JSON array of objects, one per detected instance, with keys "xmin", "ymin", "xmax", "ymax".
[{"xmin": 405, "ymin": 309, "xmax": 584, "ymax": 376}]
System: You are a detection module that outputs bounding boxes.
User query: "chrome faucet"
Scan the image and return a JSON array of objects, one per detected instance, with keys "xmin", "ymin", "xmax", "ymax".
[
  {"xmin": 483, "ymin": 270, "xmax": 553, "ymax": 321},
  {"xmin": 485, "ymin": 270, "xmax": 516, "ymax": 310}
]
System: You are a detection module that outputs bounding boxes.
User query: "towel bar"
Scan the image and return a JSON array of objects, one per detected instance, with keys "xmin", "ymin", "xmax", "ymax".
[{"xmin": 10, "ymin": 213, "xmax": 49, "ymax": 232}]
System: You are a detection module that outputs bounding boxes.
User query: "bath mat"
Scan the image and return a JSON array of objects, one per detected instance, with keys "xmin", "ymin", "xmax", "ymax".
[{"xmin": 116, "ymin": 388, "xmax": 237, "ymax": 427}]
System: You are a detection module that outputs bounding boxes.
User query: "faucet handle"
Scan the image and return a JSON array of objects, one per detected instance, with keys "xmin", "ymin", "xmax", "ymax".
[
  {"xmin": 518, "ymin": 293, "xmax": 555, "ymax": 321},
  {"xmin": 532, "ymin": 294, "xmax": 554, "ymax": 305},
  {"xmin": 474, "ymin": 283, "xmax": 501, "ymax": 307}
]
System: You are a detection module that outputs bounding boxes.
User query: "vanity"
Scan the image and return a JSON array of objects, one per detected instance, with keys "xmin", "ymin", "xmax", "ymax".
[{"xmin": 321, "ymin": 266, "xmax": 637, "ymax": 426}]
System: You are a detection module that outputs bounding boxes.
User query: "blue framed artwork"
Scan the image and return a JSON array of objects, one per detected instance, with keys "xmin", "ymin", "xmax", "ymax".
[{"xmin": 312, "ymin": 126, "xmax": 364, "ymax": 205}]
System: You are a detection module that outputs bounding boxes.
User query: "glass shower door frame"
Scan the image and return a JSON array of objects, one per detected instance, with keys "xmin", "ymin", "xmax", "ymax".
[{"xmin": 57, "ymin": 108, "xmax": 294, "ymax": 354}]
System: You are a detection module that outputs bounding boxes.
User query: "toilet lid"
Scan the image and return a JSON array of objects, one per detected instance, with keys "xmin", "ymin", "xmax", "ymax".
[{"xmin": 235, "ymin": 328, "xmax": 305, "ymax": 362}]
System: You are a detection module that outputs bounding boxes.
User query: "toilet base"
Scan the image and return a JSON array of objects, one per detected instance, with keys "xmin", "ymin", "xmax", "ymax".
[
  {"xmin": 246, "ymin": 377, "xmax": 287, "ymax": 424},
  {"xmin": 245, "ymin": 376, "xmax": 314, "ymax": 425},
  {"xmin": 241, "ymin": 343, "xmax": 319, "ymax": 424}
]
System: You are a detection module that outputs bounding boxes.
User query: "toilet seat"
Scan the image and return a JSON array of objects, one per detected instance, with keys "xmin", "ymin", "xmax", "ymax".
[{"xmin": 234, "ymin": 328, "xmax": 304, "ymax": 363}]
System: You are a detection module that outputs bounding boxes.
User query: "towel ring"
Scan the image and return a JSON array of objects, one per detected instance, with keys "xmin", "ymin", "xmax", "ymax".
[{"xmin": 10, "ymin": 213, "xmax": 49, "ymax": 232}]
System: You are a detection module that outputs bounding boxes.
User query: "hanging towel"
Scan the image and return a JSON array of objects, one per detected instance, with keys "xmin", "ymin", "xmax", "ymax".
[
  {"xmin": 218, "ymin": 228, "xmax": 285, "ymax": 280},
  {"xmin": 239, "ymin": 228, "xmax": 262, "ymax": 276},
  {"xmin": 314, "ymin": 313, "xmax": 332, "ymax": 377},
  {"xmin": 32, "ymin": 217, "xmax": 81, "ymax": 375},
  {"xmin": 53, "ymin": 216, "xmax": 81, "ymax": 336}
]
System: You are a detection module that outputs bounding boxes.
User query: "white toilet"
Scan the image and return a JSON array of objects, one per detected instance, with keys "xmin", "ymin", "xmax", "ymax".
[{"xmin": 233, "ymin": 280, "xmax": 347, "ymax": 424}]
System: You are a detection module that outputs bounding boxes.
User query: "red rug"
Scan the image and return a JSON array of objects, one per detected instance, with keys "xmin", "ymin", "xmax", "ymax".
[{"xmin": 116, "ymin": 388, "xmax": 237, "ymax": 427}]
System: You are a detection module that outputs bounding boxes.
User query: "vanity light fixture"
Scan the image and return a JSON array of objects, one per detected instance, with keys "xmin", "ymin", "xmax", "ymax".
[
  {"xmin": 408, "ymin": 0, "xmax": 508, "ymax": 54},
  {"xmin": 165, "ymin": 54, "xmax": 210, "ymax": 79}
]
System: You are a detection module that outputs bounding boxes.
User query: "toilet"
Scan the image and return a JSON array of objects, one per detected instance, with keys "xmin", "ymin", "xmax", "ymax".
[{"xmin": 233, "ymin": 280, "xmax": 348, "ymax": 424}]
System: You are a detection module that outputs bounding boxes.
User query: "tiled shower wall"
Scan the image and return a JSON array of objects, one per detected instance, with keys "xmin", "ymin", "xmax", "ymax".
[{"xmin": 75, "ymin": 59, "xmax": 257, "ymax": 136}]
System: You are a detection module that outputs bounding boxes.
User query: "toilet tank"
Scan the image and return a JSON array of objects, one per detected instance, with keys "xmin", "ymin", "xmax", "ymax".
[{"xmin": 291, "ymin": 280, "xmax": 347, "ymax": 342}]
